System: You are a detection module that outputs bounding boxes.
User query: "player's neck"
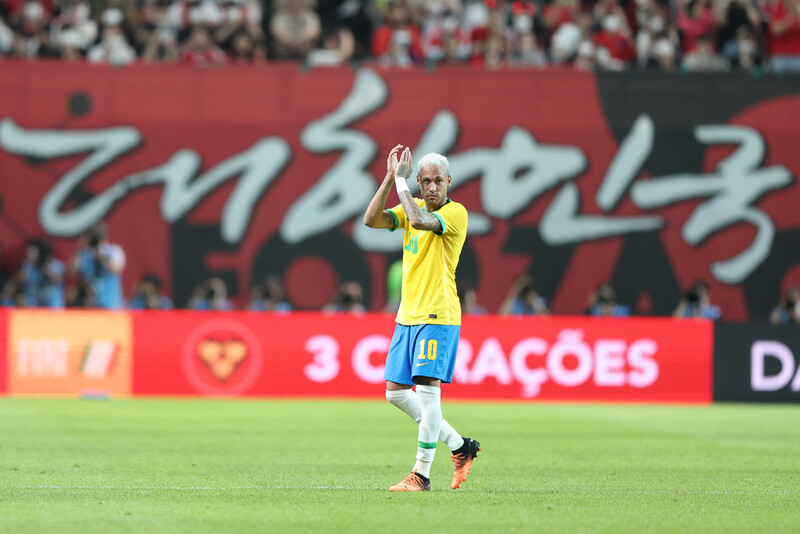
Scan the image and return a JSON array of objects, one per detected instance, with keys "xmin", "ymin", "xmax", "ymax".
[{"xmin": 424, "ymin": 197, "xmax": 448, "ymax": 212}]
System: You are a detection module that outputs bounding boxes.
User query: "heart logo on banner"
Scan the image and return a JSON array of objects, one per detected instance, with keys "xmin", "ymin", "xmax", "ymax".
[{"xmin": 197, "ymin": 339, "xmax": 248, "ymax": 382}]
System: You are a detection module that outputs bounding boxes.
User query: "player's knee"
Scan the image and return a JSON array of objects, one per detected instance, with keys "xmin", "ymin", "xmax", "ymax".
[
  {"xmin": 385, "ymin": 388, "xmax": 421, "ymax": 423},
  {"xmin": 385, "ymin": 388, "xmax": 409, "ymax": 406}
]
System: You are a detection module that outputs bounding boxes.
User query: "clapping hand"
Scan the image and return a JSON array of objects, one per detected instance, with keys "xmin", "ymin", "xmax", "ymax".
[
  {"xmin": 396, "ymin": 147, "xmax": 413, "ymax": 180},
  {"xmin": 386, "ymin": 144, "xmax": 403, "ymax": 180}
]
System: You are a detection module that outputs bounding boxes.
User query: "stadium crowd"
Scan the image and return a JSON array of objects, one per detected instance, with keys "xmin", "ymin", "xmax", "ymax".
[
  {"xmin": 3, "ymin": 231, "xmax": 798, "ymax": 322},
  {"xmin": 0, "ymin": 0, "xmax": 799, "ymax": 71}
]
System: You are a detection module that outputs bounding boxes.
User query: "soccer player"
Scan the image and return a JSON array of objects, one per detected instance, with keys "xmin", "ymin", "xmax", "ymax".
[{"xmin": 363, "ymin": 144, "xmax": 481, "ymax": 492}]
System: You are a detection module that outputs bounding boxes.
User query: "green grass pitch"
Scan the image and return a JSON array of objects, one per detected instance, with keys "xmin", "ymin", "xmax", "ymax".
[{"xmin": 1, "ymin": 398, "xmax": 798, "ymax": 533}]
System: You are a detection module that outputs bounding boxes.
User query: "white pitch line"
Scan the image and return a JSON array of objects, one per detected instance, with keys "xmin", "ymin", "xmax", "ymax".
[
  {"xmin": 9, "ymin": 485, "xmax": 256, "ymax": 490},
  {"xmin": 5, "ymin": 485, "xmax": 378, "ymax": 491},
  {"xmin": 2, "ymin": 485, "xmax": 796, "ymax": 496}
]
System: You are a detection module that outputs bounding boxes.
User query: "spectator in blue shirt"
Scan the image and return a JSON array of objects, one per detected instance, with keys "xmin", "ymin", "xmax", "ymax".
[
  {"xmin": 323, "ymin": 281, "xmax": 366, "ymax": 314},
  {"xmin": 67, "ymin": 281, "xmax": 96, "ymax": 308},
  {"xmin": 0, "ymin": 241, "xmax": 10, "ymax": 297},
  {"xmin": 19, "ymin": 239, "xmax": 65, "ymax": 308},
  {"xmin": 769, "ymin": 288, "xmax": 800, "ymax": 325},
  {"xmin": 588, "ymin": 283, "xmax": 630, "ymax": 317},
  {"xmin": 459, "ymin": 282, "xmax": 488, "ymax": 316},
  {"xmin": 0, "ymin": 279, "xmax": 24, "ymax": 307},
  {"xmin": 673, "ymin": 280, "xmax": 721, "ymax": 320},
  {"xmin": 72, "ymin": 224, "xmax": 126, "ymax": 309},
  {"xmin": 500, "ymin": 275, "xmax": 549, "ymax": 316},
  {"xmin": 188, "ymin": 277, "xmax": 234, "ymax": 311},
  {"xmin": 129, "ymin": 273, "xmax": 173, "ymax": 310},
  {"xmin": 248, "ymin": 276, "xmax": 291, "ymax": 312}
]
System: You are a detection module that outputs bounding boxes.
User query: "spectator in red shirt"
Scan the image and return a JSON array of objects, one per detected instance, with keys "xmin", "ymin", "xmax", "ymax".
[
  {"xmin": 767, "ymin": 0, "xmax": 800, "ymax": 71},
  {"xmin": 543, "ymin": 0, "xmax": 579, "ymax": 33},
  {"xmin": 372, "ymin": 0, "xmax": 424, "ymax": 66},
  {"xmin": 423, "ymin": 11, "xmax": 469, "ymax": 64},
  {"xmin": 468, "ymin": 6, "xmax": 512, "ymax": 67},
  {"xmin": 594, "ymin": 0, "xmax": 633, "ymax": 30},
  {"xmin": 677, "ymin": 0, "xmax": 716, "ymax": 53},
  {"xmin": 594, "ymin": 12, "xmax": 636, "ymax": 64},
  {"xmin": 179, "ymin": 24, "xmax": 226, "ymax": 65},
  {"xmin": 10, "ymin": 0, "xmax": 52, "ymax": 57},
  {"xmin": 5, "ymin": 0, "xmax": 52, "ymax": 23}
]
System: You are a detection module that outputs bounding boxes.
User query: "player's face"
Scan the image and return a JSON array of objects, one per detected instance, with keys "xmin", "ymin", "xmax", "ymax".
[{"xmin": 417, "ymin": 165, "xmax": 451, "ymax": 211}]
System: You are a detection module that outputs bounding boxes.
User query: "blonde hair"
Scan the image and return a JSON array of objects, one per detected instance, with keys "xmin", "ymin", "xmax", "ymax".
[{"xmin": 417, "ymin": 153, "xmax": 450, "ymax": 176}]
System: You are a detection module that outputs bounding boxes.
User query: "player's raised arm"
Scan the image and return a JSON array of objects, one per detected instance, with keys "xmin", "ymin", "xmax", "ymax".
[
  {"xmin": 395, "ymin": 148, "xmax": 443, "ymax": 233},
  {"xmin": 363, "ymin": 144, "xmax": 404, "ymax": 229}
]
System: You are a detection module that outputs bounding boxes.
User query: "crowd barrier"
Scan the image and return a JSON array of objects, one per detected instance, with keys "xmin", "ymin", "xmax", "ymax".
[
  {"xmin": 3, "ymin": 309, "xmax": 796, "ymax": 403},
  {"xmin": 0, "ymin": 308, "xmax": 726, "ymax": 402}
]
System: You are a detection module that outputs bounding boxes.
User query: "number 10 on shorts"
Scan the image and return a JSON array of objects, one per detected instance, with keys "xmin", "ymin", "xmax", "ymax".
[{"xmin": 418, "ymin": 339, "xmax": 438, "ymax": 361}]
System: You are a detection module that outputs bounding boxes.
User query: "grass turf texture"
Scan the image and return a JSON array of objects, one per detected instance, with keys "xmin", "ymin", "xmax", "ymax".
[{"xmin": 1, "ymin": 399, "xmax": 798, "ymax": 533}]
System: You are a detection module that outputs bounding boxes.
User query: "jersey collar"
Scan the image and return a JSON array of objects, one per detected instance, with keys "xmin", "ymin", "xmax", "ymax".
[{"xmin": 422, "ymin": 198, "xmax": 451, "ymax": 213}]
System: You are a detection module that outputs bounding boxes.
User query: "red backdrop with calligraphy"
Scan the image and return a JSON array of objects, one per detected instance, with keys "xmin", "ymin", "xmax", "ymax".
[{"xmin": 1, "ymin": 62, "xmax": 798, "ymax": 320}]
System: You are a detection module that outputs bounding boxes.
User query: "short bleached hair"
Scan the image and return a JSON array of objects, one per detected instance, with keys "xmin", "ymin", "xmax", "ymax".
[{"xmin": 417, "ymin": 153, "xmax": 451, "ymax": 177}]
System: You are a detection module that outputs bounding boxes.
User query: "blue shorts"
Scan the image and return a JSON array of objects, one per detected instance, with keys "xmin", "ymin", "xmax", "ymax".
[{"xmin": 384, "ymin": 324, "xmax": 461, "ymax": 385}]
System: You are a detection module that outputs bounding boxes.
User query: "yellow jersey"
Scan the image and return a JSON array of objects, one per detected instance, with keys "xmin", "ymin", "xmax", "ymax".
[{"xmin": 387, "ymin": 198, "xmax": 468, "ymax": 326}]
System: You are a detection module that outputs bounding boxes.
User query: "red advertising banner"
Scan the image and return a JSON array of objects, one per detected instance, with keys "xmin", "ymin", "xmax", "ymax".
[
  {"xmin": 0, "ymin": 308, "xmax": 7, "ymax": 393},
  {"xmin": 133, "ymin": 311, "xmax": 713, "ymax": 402}
]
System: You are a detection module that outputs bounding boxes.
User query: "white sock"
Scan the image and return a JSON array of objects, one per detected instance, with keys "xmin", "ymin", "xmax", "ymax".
[
  {"xmin": 439, "ymin": 420, "xmax": 465, "ymax": 452},
  {"xmin": 385, "ymin": 389, "xmax": 421, "ymax": 423},
  {"xmin": 413, "ymin": 385, "xmax": 442, "ymax": 478},
  {"xmin": 385, "ymin": 389, "xmax": 465, "ymax": 451}
]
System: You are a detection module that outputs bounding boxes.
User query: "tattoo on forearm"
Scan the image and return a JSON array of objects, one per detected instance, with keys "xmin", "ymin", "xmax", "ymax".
[
  {"xmin": 398, "ymin": 191, "xmax": 418, "ymax": 218},
  {"xmin": 399, "ymin": 191, "xmax": 442, "ymax": 231}
]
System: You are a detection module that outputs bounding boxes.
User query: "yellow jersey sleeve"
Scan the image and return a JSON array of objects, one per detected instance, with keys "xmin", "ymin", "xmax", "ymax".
[
  {"xmin": 386, "ymin": 204, "xmax": 406, "ymax": 232},
  {"xmin": 433, "ymin": 200, "xmax": 468, "ymax": 238}
]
